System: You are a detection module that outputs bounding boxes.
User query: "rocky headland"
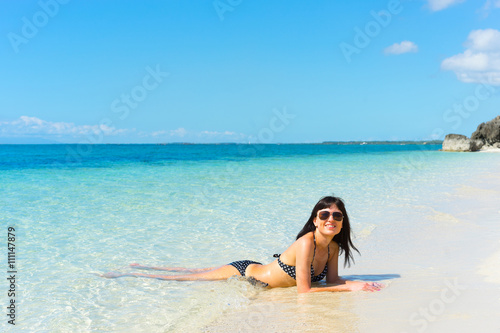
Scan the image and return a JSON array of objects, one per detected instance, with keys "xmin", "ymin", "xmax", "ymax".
[{"xmin": 442, "ymin": 116, "xmax": 500, "ymax": 152}]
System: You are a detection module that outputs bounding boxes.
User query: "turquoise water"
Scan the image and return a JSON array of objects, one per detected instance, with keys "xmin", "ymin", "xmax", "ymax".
[{"xmin": 1, "ymin": 144, "xmax": 499, "ymax": 332}]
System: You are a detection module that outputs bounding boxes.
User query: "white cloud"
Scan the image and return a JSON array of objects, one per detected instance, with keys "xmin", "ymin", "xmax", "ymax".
[
  {"xmin": 151, "ymin": 130, "xmax": 167, "ymax": 137},
  {"xmin": 171, "ymin": 128, "xmax": 187, "ymax": 137},
  {"xmin": 482, "ymin": 0, "xmax": 500, "ymax": 10},
  {"xmin": 464, "ymin": 29, "xmax": 500, "ymax": 51},
  {"xmin": 0, "ymin": 116, "xmax": 248, "ymax": 143},
  {"xmin": 149, "ymin": 127, "xmax": 248, "ymax": 143},
  {"xmin": 384, "ymin": 41, "xmax": 418, "ymax": 55},
  {"xmin": 151, "ymin": 128, "xmax": 187, "ymax": 137},
  {"xmin": 478, "ymin": 0, "xmax": 500, "ymax": 18},
  {"xmin": 427, "ymin": 0, "xmax": 465, "ymax": 11},
  {"xmin": 441, "ymin": 29, "xmax": 500, "ymax": 85},
  {"xmin": 0, "ymin": 116, "xmax": 132, "ymax": 138},
  {"xmin": 200, "ymin": 130, "xmax": 236, "ymax": 136},
  {"xmin": 442, "ymin": 50, "xmax": 490, "ymax": 71}
]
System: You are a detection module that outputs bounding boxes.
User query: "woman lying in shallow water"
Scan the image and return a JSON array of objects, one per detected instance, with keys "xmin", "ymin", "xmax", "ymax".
[{"xmin": 103, "ymin": 196, "xmax": 382, "ymax": 293}]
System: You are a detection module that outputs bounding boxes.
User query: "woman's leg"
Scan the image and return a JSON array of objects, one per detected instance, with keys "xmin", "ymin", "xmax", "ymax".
[
  {"xmin": 102, "ymin": 265, "xmax": 240, "ymax": 281},
  {"xmin": 129, "ymin": 263, "xmax": 218, "ymax": 273}
]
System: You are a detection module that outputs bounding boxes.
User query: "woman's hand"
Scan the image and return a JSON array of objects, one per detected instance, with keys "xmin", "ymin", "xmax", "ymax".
[
  {"xmin": 345, "ymin": 280, "xmax": 383, "ymax": 292},
  {"xmin": 297, "ymin": 280, "xmax": 384, "ymax": 293}
]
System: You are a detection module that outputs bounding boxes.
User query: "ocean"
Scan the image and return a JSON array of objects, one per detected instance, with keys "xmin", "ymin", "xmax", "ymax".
[{"xmin": 1, "ymin": 144, "xmax": 499, "ymax": 332}]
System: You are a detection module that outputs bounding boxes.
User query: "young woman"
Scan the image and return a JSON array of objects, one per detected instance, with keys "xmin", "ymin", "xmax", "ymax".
[{"xmin": 103, "ymin": 196, "xmax": 382, "ymax": 293}]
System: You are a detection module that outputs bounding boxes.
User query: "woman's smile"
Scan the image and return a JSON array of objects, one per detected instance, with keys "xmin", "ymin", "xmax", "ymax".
[{"xmin": 325, "ymin": 222, "xmax": 337, "ymax": 230}]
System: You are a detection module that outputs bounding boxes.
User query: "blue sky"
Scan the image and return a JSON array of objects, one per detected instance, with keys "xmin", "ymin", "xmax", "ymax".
[{"xmin": 1, "ymin": 0, "xmax": 500, "ymax": 143}]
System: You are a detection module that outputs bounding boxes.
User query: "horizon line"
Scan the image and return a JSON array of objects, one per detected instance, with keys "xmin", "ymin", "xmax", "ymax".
[{"xmin": 0, "ymin": 140, "xmax": 444, "ymax": 145}]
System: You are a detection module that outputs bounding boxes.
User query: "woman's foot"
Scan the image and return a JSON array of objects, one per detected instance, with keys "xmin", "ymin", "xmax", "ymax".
[{"xmin": 130, "ymin": 263, "xmax": 143, "ymax": 268}]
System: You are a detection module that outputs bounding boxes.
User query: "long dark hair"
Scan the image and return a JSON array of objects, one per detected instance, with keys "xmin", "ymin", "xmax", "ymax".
[{"xmin": 296, "ymin": 196, "xmax": 359, "ymax": 267}]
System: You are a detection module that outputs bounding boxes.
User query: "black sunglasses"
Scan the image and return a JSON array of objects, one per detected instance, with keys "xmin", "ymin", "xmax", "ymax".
[{"xmin": 318, "ymin": 211, "xmax": 343, "ymax": 221}]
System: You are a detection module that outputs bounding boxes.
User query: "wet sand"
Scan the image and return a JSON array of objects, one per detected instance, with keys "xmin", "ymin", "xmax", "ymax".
[{"xmin": 203, "ymin": 160, "xmax": 500, "ymax": 333}]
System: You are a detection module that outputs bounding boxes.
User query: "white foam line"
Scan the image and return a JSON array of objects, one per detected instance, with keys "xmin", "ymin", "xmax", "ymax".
[{"xmin": 477, "ymin": 242, "xmax": 500, "ymax": 285}]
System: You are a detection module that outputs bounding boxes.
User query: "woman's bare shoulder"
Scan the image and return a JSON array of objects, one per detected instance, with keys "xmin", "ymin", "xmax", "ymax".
[{"xmin": 294, "ymin": 232, "xmax": 315, "ymax": 251}]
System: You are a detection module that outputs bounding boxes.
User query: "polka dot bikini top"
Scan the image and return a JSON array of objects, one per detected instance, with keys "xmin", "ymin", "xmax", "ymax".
[{"xmin": 273, "ymin": 233, "xmax": 329, "ymax": 282}]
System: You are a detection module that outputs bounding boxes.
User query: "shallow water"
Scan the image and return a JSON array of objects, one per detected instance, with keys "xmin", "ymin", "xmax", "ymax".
[{"xmin": 1, "ymin": 144, "xmax": 499, "ymax": 332}]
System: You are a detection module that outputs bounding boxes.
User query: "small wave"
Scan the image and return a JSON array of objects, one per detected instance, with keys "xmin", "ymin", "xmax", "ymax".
[
  {"xmin": 427, "ymin": 211, "xmax": 461, "ymax": 224},
  {"xmin": 477, "ymin": 242, "xmax": 500, "ymax": 285},
  {"xmin": 357, "ymin": 224, "xmax": 377, "ymax": 240}
]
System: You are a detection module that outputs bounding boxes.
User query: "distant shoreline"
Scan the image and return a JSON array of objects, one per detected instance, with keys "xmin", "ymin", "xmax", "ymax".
[
  {"xmin": 0, "ymin": 140, "xmax": 443, "ymax": 146},
  {"xmin": 320, "ymin": 140, "xmax": 442, "ymax": 145}
]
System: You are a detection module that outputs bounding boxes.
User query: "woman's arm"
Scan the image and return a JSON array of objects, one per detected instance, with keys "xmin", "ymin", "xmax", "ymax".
[
  {"xmin": 301, "ymin": 241, "xmax": 382, "ymax": 293},
  {"xmin": 303, "ymin": 281, "xmax": 382, "ymax": 292},
  {"xmin": 326, "ymin": 241, "xmax": 341, "ymax": 284},
  {"xmin": 295, "ymin": 236, "xmax": 315, "ymax": 293}
]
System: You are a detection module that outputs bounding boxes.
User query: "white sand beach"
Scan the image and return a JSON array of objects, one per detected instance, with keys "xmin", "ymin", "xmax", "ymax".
[{"xmin": 204, "ymin": 159, "xmax": 500, "ymax": 333}]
